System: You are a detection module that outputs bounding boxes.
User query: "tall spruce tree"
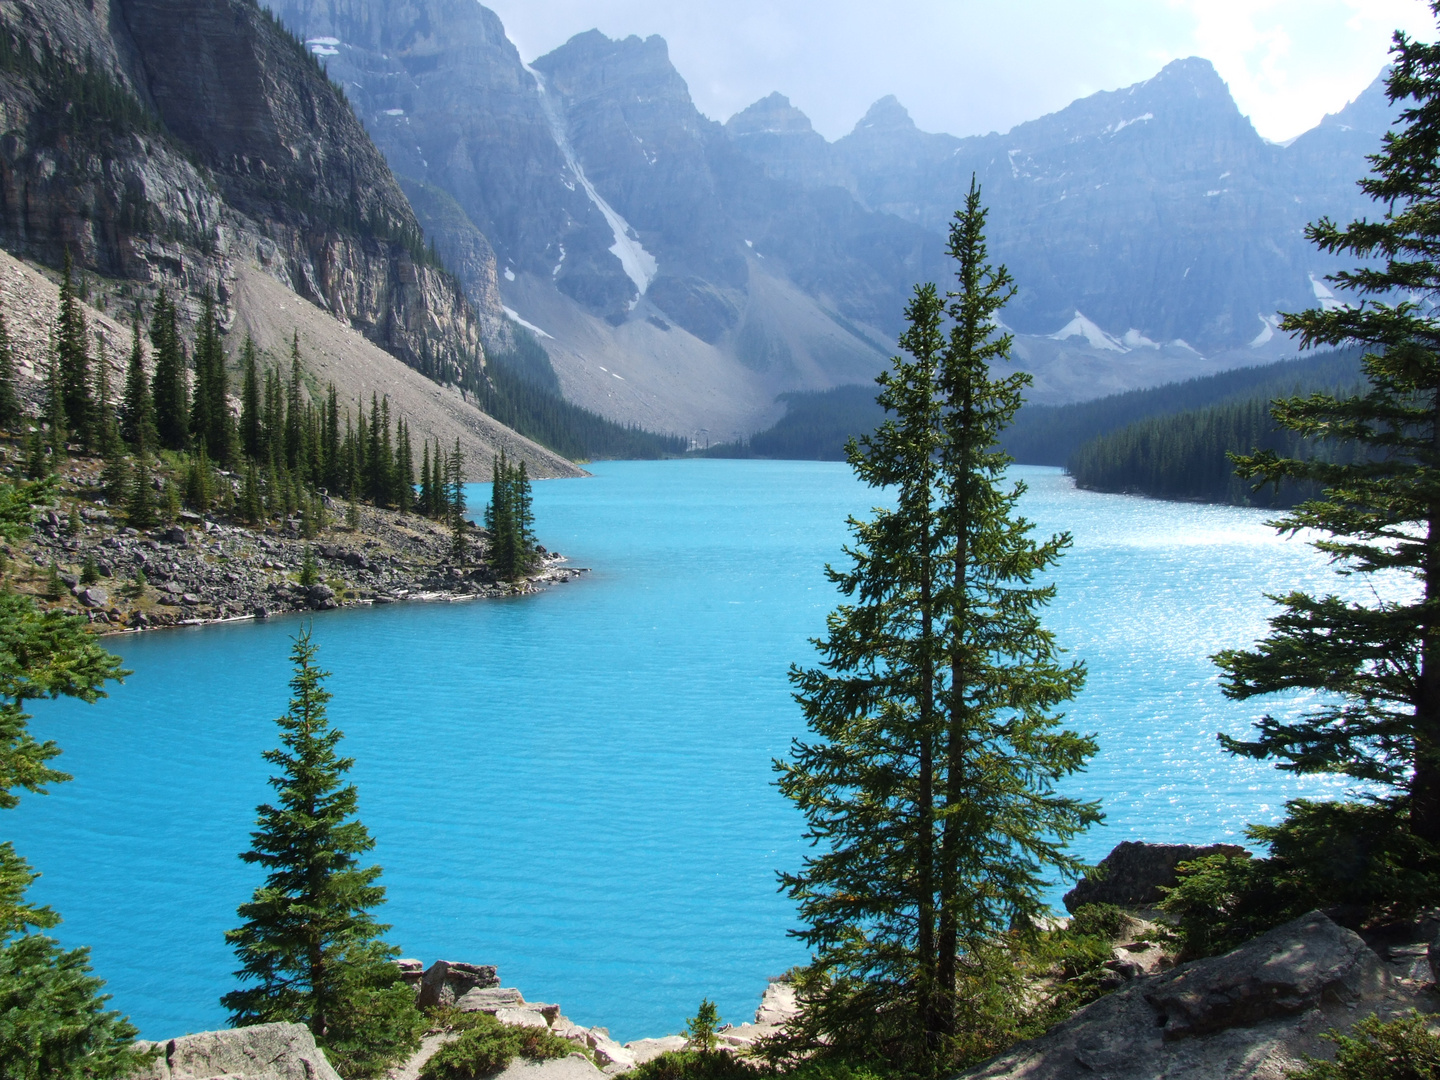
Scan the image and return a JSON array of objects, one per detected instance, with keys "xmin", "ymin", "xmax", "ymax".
[
  {"xmin": 777, "ymin": 181, "xmax": 1097, "ymax": 1070},
  {"xmin": 1217, "ymin": 13, "xmax": 1440, "ymax": 849},
  {"xmin": 149, "ymin": 290, "xmax": 188, "ymax": 452},
  {"xmin": 121, "ymin": 310, "xmax": 156, "ymax": 451},
  {"xmin": 447, "ymin": 438, "xmax": 466, "ymax": 563},
  {"xmin": 190, "ymin": 293, "xmax": 233, "ymax": 466},
  {"xmin": 223, "ymin": 629, "xmax": 422, "ymax": 1078},
  {"xmin": 55, "ymin": 253, "xmax": 92, "ymax": 448},
  {"xmin": 0, "ymin": 312, "xmax": 20, "ymax": 430},
  {"xmin": 239, "ymin": 337, "xmax": 262, "ymax": 462}
]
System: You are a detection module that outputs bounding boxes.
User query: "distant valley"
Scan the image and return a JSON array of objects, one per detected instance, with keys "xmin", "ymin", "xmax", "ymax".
[{"xmin": 265, "ymin": 0, "xmax": 1390, "ymax": 442}]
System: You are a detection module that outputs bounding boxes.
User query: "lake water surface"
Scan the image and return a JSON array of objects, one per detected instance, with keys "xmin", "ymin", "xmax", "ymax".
[{"xmin": 19, "ymin": 461, "xmax": 1363, "ymax": 1042}]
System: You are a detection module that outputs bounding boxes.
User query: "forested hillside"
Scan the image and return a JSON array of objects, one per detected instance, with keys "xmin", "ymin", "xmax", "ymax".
[
  {"xmin": 1064, "ymin": 354, "xmax": 1368, "ymax": 506},
  {"xmin": 1001, "ymin": 348, "xmax": 1363, "ymax": 466}
]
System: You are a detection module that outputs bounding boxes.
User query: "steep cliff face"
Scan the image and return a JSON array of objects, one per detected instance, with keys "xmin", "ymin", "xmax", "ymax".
[
  {"xmin": 263, "ymin": 0, "xmax": 617, "ymax": 328},
  {"xmin": 0, "ymin": 0, "xmax": 482, "ymax": 386}
]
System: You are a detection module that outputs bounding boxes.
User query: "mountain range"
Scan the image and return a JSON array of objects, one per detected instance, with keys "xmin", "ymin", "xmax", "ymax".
[
  {"xmin": 0, "ymin": 0, "xmax": 1399, "ymax": 453},
  {"xmin": 263, "ymin": 0, "xmax": 1393, "ymax": 442}
]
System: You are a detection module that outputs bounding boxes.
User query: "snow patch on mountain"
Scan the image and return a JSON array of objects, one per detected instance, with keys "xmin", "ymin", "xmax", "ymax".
[
  {"xmin": 1250, "ymin": 314, "xmax": 1280, "ymax": 347},
  {"xmin": 1309, "ymin": 273, "xmax": 1346, "ymax": 312},
  {"xmin": 503, "ymin": 307, "xmax": 553, "ymax": 339},
  {"xmin": 1050, "ymin": 311, "xmax": 1126, "ymax": 352},
  {"xmin": 1122, "ymin": 328, "xmax": 1160, "ymax": 349},
  {"xmin": 526, "ymin": 63, "xmax": 659, "ymax": 297}
]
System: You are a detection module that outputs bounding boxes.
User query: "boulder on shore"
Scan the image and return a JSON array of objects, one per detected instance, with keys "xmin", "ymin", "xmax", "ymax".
[
  {"xmin": 132, "ymin": 1021, "xmax": 340, "ymax": 1080},
  {"xmin": 1063, "ymin": 840, "xmax": 1248, "ymax": 912},
  {"xmin": 959, "ymin": 911, "xmax": 1411, "ymax": 1080},
  {"xmin": 419, "ymin": 959, "xmax": 501, "ymax": 1010}
]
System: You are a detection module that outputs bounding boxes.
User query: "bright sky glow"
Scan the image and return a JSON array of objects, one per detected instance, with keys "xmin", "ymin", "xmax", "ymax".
[{"xmin": 484, "ymin": 0, "xmax": 1437, "ymax": 141}]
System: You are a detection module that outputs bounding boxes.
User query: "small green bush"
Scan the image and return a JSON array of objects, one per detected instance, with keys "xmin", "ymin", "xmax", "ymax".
[
  {"xmin": 1162, "ymin": 799, "xmax": 1440, "ymax": 959},
  {"xmin": 1286, "ymin": 1012, "xmax": 1440, "ymax": 1080},
  {"xmin": 419, "ymin": 1013, "xmax": 572, "ymax": 1080},
  {"xmin": 1066, "ymin": 903, "xmax": 1128, "ymax": 941},
  {"xmin": 685, "ymin": 999, "xmax": 721, "ymax": 1053},
  {"xmin": 628, "ymin": 1050, "xmax": 766, "ymax": 1080}
]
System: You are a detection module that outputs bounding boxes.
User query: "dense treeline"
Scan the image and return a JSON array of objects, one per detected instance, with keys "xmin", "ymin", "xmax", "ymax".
[
  {"xmin": 473, "ymin": 328, "xmax": 687, "ymax": 461},
  {"xmin": 31, "ymin": 254, "xmax": 473, "ymax": 539},
  {"xmin": 1002, "ymin": 348, "xmax": 1364, "ymax": 466},
  {"xmin": 1064, "ymin": 393, "xmax": 1361, "ymax": 506}
]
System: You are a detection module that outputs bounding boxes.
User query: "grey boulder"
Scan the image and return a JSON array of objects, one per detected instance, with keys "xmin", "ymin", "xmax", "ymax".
[
  {"xmin": 1144, "ymin": 910, "xmax": 1385, "ymax": 1040},
  {"xmin": 1063, "ymin": 840, "xmax": 1248, "ymax": 912},
  {"xmin": 961, "ymin": 911, "xmax": 1397, "ymax": 1080},
  {"xmin": 418, "ymin": 960, "xmax": 500, "ymax": 1010},
  {"xmin": 132, "ymin": 1021, "xmax": 340, "ymax": 1080}
]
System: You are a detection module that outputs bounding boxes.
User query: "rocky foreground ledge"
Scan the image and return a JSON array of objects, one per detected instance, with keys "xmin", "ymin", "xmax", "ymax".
[
  {"xmin": 13, "ymin": 458, "xmax": 585, "ymax": 634},
  {"xmin": 133, "ymin": 970, "xmax": 797, "ymax": 1080}
]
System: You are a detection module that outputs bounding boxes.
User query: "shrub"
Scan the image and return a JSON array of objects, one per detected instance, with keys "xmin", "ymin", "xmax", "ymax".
[
  {"xmin": 685, "ymin": 999, "xmax": 721, "ymax": 1053},
  {"xmin": 1162, "ymin": 799, "xmax": 1440, "ymax": 959},
  {"xmin": 1286, "ymin": 1012, "xmax": 1440, "ymax": 1080},
  {"xmin": 419, "ymin": 1013, "xmax": 572, "ymax": 1080},
  {"xmin": 629, "ymin": 1051, "xmax": 766, "ymax": 1080}
]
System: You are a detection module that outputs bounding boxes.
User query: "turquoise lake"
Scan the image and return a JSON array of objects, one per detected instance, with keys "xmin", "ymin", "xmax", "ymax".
[{"xmin": 18, "ymin": 460, "xmax": 1362, "ymax": 1042}]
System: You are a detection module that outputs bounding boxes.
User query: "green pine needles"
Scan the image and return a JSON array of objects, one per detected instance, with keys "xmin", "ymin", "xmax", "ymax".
[
  {"xmin": 1216, "ymin": 8, "xmax": 1440, "ymax": 852},
  {"xmin": 776, "ymin": 180, "xmax": 1098, "ymax": 1072},
  {"xmin": 485, "ymin": 449, "xmax": 535, "ymax": 580},
  {"xmin": 223, "ymin": 628, "xmax": 422, "ymax": 1078}
]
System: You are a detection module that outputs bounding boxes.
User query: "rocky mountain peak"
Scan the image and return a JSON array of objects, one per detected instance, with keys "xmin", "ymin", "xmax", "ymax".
[
  {"xmin": 853, "ymin": 94, "xmax": 917, "ymax": 134},
  {"xmin": 725, "ymin": 92, "xmax": 817, "ymax": 137},
  {"xmin": 1143, "ymin": 55, "xmax": 1232, "ymax": 102}
]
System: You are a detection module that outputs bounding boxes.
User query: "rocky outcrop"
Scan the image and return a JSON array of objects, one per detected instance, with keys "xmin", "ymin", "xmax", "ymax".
[
  {"xmin": 960, "ymin": 911, "xmax": 1425, "ymax": 1080},
  {"xmin": 133, "ymin": 1022, "xmax": 340, "ymax": 1080},
  {"xmin": 418, "ymin": 960, "xmax": 500, "ymax": 1011},
  {"xmin": 1063, "ymin": 840, "xmax": 1248, "ymax": 912}
]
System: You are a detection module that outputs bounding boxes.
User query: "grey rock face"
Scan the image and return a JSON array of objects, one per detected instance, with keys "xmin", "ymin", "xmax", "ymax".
[
  {"xmin": 0, "ymin": 0, "xmax": 483, "ymax": 391},
  {"xmin": 1064, "ymin": 840, "xmax": 1248, "ymax": 912},
  {"xmin": 962, "ymin": 912, "xmax": 1401, "ymax": 1080},
  {"xmin": 418, "ymin": 959, "xmax": 500, "ymax": 1010},
  {"xmin": 1145, "ymin": 911, "xmax": 1385, "ymax": 1040},
  {"xmin": 133, "ymin": 1021, "xmax": 341, "ymax": 1080}
]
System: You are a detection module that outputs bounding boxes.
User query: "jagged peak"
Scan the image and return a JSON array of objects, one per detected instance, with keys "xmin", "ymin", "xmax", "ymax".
[
  {"xmin": 852, "ymin": 95, "xmax": 915, "ymax": 135},
  {"xmin": 725, "ymin": 92, "xmax": 818, "ymax": 137},
  {"xmin": 1130, "ymin": 56, "xmax": 1233, "ymax": 103}
]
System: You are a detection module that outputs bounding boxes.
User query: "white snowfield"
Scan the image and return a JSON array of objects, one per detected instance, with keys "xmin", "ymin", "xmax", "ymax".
[{"xmin": 526, "ymin": 64, "xmax": 659, "ymax": 298}]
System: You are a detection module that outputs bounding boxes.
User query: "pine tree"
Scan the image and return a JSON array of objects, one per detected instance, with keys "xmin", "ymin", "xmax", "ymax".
[
  {"xmin": 93, "ymin": 333, "xmax": 120, "ymax": 462},
  {"xmin": 150, "ymin": 290, "xmax": 188, "ymax": 452},
  {"xmin": 1217, "ymin": 26, "xmax": 1440, "ymax": 849},
  {"xmin": 55, "ymin": 253, "xmax": 92, "ymax": 448},
  {"xmin": 121, "ymin": 310, "xmax": 155, "ymax": 451},
  {"xmin": 323, "ymin": 385, "xmax": 341, "ymax": 491},
  {"xmin": 241, "ymin": 462, "xmax": 263, "ymax": 524},
  {"xmin": 515, "ymin": 460, "xmax": 534, "ymax": 569},
  {"xmin": 286, "ymin": 335, "xmax": 306, "ymax": 476},
  {"xmin": 239, "ymin": 337, "xmax": 263, "ymax": 462},
  {"xmin": 419, "ymin": 442, "xmax": 433, "ymax": 518},
  {"xmin": 447, "ymin": 439, "xmax": 466, "ymax": 563},
  {"xmin": 776, "ymin": 181, "xmax": 1098, "ymax": 1069},
  {"xmin": 0, "ymin": 312, "xmax": 21, "ymax": 430},
  {"xmin": 185, "ymin": 449, "xmax": 213, "ymax": 512},
  {"xmin": 222, "ymin": 629, "xmax": 423, "ymax": 1078},
  {"xmin": 395, "ymin": 420, "xmax": 414, "ymax": 514},
  {"xmin": 190, "ymin": 293, "xmax": 233, "ymax": 466}
]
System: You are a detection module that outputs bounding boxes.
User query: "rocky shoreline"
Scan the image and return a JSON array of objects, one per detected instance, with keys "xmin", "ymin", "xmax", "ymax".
[{"xmin": 12, "ymin": 457, "xmax": 584, "ymax": 634}]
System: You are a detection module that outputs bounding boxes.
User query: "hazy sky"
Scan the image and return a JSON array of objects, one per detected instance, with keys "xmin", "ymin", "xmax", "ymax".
[{"xmin": 483, "ymin": 0, "xmax": 1436, "ymax": 143}]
